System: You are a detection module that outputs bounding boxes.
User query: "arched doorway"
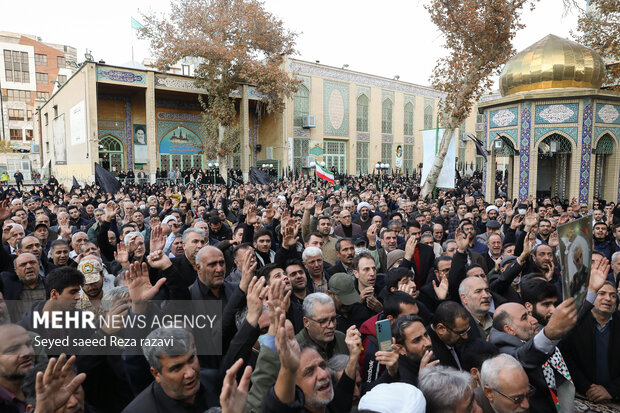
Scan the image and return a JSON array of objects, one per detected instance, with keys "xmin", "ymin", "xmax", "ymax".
[
  {"xmin": 98, "ymin": 135, "xmax": 125, "ymax": 173},
  {"xmin": 492, "ymin": 136, "xmax": 517, "ymax": 200},
  {"xmin": 537, "ymin": 134, "xmax": 572, "ymax": 200},
  {"xmin": 593, "ymin": 134, "xmax": 615, "ymax": 200}
]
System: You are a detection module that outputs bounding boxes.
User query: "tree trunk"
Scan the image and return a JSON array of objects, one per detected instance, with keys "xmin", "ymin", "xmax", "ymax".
[
  {"xmin": 218, "ymin": 125, "xmax": 228, "ymax": 184},
  {"xmin": 420, "ymin": 127, "xmax": 455, "ymax": 198}
]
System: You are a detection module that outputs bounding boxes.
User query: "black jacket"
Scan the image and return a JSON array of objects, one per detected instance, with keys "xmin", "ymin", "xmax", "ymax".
[
  {"xmin": 398, "ymin": 243, "xmax": 435, "ymax": 287},
  {"xmin": 121, "ymin": 369, "xmax": 221, "ymax": 413},
  {"xmin": 489, "ymin": 327, "xmax": 561, "ymax": 413},
  {"xmin": 560, "ymin": 309, "xmax": 620, "ymax": 400}
]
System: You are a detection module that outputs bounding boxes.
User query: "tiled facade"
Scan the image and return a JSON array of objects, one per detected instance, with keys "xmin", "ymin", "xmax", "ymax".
[{"xmin": 480, "ymin": 93, "xmax": 620, "ymax": 205}]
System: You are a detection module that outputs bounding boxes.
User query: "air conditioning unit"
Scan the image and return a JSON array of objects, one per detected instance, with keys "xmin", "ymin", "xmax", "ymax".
[
  {"xmin": 301, "ymin": 155, "xmax": 316, "ymax": 168},
  {"xmin": 302, "ymin": 115, "xmax": 316, "ymax": 128}
]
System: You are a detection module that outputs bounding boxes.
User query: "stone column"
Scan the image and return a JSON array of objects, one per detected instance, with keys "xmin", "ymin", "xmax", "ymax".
[
  {"xmin": 240, "ymin": 84, "xmax": 250, "ymax": 182},
  {"xmin": 145, "ymin": 72, "xmax": 157, "ymax": 183}
]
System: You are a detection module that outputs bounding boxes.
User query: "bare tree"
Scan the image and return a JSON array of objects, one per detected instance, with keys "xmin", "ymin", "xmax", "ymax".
[
  {"xmin": 140, "ymin": 0, "xmax": 301, "ymax": 175},
  {"xmin": 421, "ymin": 0, "xmax": 535, "ymax": 198}
]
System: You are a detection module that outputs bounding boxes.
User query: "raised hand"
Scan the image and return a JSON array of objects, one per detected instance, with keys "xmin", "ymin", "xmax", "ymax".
[
  {"xmin": 100, "ymin": 299, "xmax": 130, "ymax": 335},
  {"xmin": 185, "ymin": 212, "xmax": 194, "ymax": 226},
  {"xmin": 375, "ymin": 338, "xmax": 400, "ymax": 377},
  {"xmin": 220, "ymin": 358, "xmax": 253, "ymax": 413},
  {"xmin": 282, "ymin": 221, "xmax": 299, "ymax": 249},
  {"xmin": 588, "ymin": 257, "xmax": 611, "ymax": 294},
  {"xmin": 245, "ymin": 276, "xmax": 268, "ymax": 327},
  {"xmin": 548, "ymin": 231, "xmax": 559, "ymax": 249},
  {"xmin": 275, "ymin": 311, "xmax": 300, "ymax": 372},
  {"xmin": 114, "ymin": 242, "xmax": 130, "ymax": 268},
  {"xmin": 239, "ymin": 248, "xmax": 257, "ymax": 293},
  {"xmin": 419, "ymin": 349, "xmax": 439, "ymax": 372},
  {"xmin": 246, "ymin": 205, "xmax": 258, "ymax": 225},
  {"xmin": 367, "ymin": 223, "xmax": 379, "ymax": 248},
  {"xmin": 454, "ymin": 227, "xmax": 469, "ymax": 253},
  {"xmin": 0, "ymin": 199, "xmax": 10, "ymax": 224},
  {"xmin": 149, "ymin": 225, "xmax": 166, "ymax": 252},
  {"xmin": 127, "ymin": 262, "xmax": 166, "ymax": 309},
  {"xmin": 104, "ymin": 201, "xmax": 117, "ymax": 222},
  {"xmin": 147, "ymin": 250, "xmax": 172, "ymax": 271},
  {"xmin": 345, "ymin": 325, "xmax": 362, "ymax": 359},
  {"xmin": 267, "ymin": 279, "xmax": 292, "ymax": 335},
  {"xmin": 544, "ymin": 297, "xmax": 577, "ymax": 340},
  {"xmin": 523, "ymin": 208, "xmax": 538, "ymax": 231},
  {"xmin": 304, "ymin": 194, "xmax": 316, "ymax": 211},
  {"xmin": 432, "ymin": 273, "xmax": 449, "ymax": 301},
  {"xmin": 34, "ymin": 354, "xmax": 87, "ymax": 413}
]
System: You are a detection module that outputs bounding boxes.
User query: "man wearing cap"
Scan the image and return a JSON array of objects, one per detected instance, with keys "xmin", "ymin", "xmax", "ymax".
[
  {"xmin": 328, "ymin": 272, "xmax": 373, "ymax": 333},
  {"xmin": 76, "ymin": 256, "xmax": 108, "ymax": 318},
  {"xmin": 354, "ymin": 202, "xmax": 373, "ymax": 233}
]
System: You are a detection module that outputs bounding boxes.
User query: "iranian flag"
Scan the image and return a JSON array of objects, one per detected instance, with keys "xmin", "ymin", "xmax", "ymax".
[{"xmin": 316, "ymin": 163, "xmax": 335, "ymax": 184}]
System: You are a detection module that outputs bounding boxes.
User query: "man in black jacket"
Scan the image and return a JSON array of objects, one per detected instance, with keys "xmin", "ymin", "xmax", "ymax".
[
  {"xmin": 122, "ymin": 327, "xmax": 220, "ymax": 412},
  {"xmin": 372, "ymin": 314, "xmax": 432, "ymax": 388},
  {"xmin": 561, "ymin": 279, "xmax": 620, "ymax": 402},
  {"xmin": 489, "ymin": 299, "xmax": 577, "ymax": 413}
]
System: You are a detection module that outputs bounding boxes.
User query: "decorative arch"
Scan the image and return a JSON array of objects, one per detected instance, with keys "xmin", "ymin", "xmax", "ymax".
[
  {"xmin": 534, "ymin": 130, "xmax": 577, "ymax": 154},
  {"xmin": 99, "ymin": 134, "xmax": 125, "ymax": 151},
  {"xmin": 489, "ymin": 131, "xmax": 518, "ymax": 150},
  {"xmin": 98, "ymin": 134, "xmax": 125, "ymax": 172},
  {"xmin": 594, "ymin": 129, "xmax": 619, "ymax": 146},
  {"xmin": 492, "ymin": 134, "xmax": 517, "ymax": 156}
]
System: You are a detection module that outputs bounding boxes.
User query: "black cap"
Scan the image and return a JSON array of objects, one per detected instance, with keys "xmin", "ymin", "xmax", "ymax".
[{"xmin": 486, "ymin": 220, "xmax": 501, "ymax": 229}]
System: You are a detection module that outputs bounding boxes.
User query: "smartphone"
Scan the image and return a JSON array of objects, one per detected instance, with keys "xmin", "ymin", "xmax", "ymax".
[{"xmin": 375, "ymin": 319, "xmax": 393, "ymax": 352}]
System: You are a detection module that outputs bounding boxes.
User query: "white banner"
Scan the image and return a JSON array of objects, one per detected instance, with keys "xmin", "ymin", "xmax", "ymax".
[
  {"xmin": 53, "ymin": 114, "xmax": 67, "ymax": 164},
  {"xmin": 70, "ymin": 101, "xmax": 86, "ymax": 146},
  {"xmin": 421, "ymin": 129, "xmax": 456, "ymax": 189}
]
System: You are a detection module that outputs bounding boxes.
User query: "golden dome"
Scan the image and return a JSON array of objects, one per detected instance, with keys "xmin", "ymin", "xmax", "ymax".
[{"xmin": 499, "ymin": 34, "xmax": 606, "ymax": 96}]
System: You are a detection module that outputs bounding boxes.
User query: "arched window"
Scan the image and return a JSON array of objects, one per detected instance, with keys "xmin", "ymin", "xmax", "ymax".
[
  {"xmin": 293, "ymin": 85, "xmax": 309, "ymax": 127},
  {"xmin": 404, "ymin": 102, "xmax": 414, "ymax": 136},
  {"xmin": 424, "ymin": 105, "xmax": 433, "ymax": 129},
  {"xmin": 382, "ymin": 99, "xmax": 392, "ymax": 134},
  {"xmin": 357, "ymin": 95, "xmax": 369, "ymax": 132},
  {"xmin": 98, "ymin": 135, "xmax": 124, "ymax": 173}
]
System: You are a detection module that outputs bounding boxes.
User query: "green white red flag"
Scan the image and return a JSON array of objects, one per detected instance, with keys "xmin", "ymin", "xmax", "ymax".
[{"xmin": 315, "ymin": 163, "xmax": 334, "ymax": 184}]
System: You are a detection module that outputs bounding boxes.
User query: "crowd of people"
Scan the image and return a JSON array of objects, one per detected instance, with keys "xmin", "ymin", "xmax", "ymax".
[{"xmin": 1, "ymin": 169, "xmax": 620, "ymax": 413}]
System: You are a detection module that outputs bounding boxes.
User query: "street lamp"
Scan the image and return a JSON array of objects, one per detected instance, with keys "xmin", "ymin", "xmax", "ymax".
[
  {"xmin": 375, "ymin": 162, "xmax": 390, "ymax": 191},
  {"xmin": 208, "ymin": 162, "xmax": 219, "ymax": 185}
]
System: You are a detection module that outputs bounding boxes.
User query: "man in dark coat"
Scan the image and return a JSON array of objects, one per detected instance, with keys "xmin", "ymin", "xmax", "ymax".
[{"xmin": 122, "ymin": 327, "xmax": 220, "ymax": 413}]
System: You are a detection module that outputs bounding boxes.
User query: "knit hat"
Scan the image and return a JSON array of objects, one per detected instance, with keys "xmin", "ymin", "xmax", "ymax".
[{"xmin": 386, "ymin": 249, "xmax": 406, "ymax": 270}]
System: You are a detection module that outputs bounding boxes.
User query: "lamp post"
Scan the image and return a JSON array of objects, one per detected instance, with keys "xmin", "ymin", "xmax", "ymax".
[
  {"xmin": 208, "ymin": 162, "xmax": 219, "ymax": 185},
  {"xmin": 375, "ymin": 162, "xmax": 390, "ymax": 191}
]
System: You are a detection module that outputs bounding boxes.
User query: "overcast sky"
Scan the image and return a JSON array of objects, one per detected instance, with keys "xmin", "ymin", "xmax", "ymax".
[{"xmin": 3, "ymin": 0, "xmax": 580, "ymax": 89}]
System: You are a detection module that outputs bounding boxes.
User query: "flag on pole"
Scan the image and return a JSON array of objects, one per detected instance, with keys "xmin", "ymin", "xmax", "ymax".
[
  {"xmin": 315, "ymin": 164, "xmax": 334, "ymax": 184},
  {"xmin": 131, "ymin": 17, "xmax": 144, "ymax": 30},
  {"xmin": 71, "ymin": 176, "xmax": 79, "ymax": 190}
]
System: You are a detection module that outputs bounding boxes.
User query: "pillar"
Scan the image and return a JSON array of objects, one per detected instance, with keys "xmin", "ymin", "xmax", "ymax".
[
  {"xmin": 145, "ymin": 72, "xmax": 157, "ymax": 183},
  {"xmin": 240, "ymin": 84, "xmax": 250, "ymax": 182}
]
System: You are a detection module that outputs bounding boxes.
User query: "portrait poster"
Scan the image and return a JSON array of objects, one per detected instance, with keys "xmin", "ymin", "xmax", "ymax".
[
  {"xmin": 558, "ymin": 215, "xmax": 592, "ymax": 311},
  {"xmin": 133, "ymin": 124, "xmax": 148, "ymax": 163},
  {"xmin": 394, "ymin": 145, "xmax": 403, "ymax": 171}
]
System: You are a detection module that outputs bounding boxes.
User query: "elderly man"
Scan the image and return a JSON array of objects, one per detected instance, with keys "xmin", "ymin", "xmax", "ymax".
[
  {"xmin": 489, "ymin": 299, "xmax": 577, "ymax": 413},
  {"xmin": 122, "ymin": 327, "xmax": 220, "ymax": 412},
  {"xmin": 1, "ymin": 253, "xmax": 46, "ymax": 323},
  {"xmin": 69, "ymin": 232, "xmax": 89, "ymax": 260},
  {"xmin": 334, "ymin": 210, "xmax": 363, "ymax": 238},
  {"xmin": 476, "ymin": 354, "xmax": 533, "ymax": 413},
  {"xmin": 418, "ymin": 365, "xmax": 482, "ymax": 413},
  {"xmin": 354, "ymin": 202, "xmax": 373, "ymax": 232},
  {"xmin": 263, "ymin": 311, "xmax": 360, "ymax": 413},
  {"xmin": 303, "ymin": 246, "xmax": 329, "ymax": 293},
  {"xmin": 327, "ymin": 238, "xmax": 356, "ymax": 277},
  {"xmin": 459, "ymin": 277, "xmax": 493, "ymax": 340}
]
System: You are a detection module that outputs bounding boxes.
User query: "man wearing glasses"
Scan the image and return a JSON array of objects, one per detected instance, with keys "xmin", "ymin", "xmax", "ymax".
[
  {"xmin": 476, "ymin": 354, "xmax": 534, "ymax": 413},
  {"xmin": 427, "ymin": 301, "xmax": 472, "ymax": 370}
]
